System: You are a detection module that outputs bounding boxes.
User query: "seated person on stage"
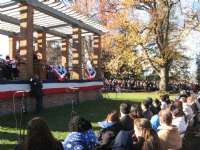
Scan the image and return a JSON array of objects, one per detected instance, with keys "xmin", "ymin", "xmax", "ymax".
[{"xmin": 15, "ymin": 117, "xmax": 63, "ymax": 150}]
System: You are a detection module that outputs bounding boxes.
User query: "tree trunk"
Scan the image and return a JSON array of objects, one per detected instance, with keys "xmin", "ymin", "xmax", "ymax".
[{"xmin": 159, "ymin": 66, "xmax": 169, "ymax": 92}]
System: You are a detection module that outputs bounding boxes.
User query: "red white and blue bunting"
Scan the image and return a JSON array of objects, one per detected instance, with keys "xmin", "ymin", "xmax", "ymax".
[{"xmin": 0, "ymin": 80, "xmax": 103, "ymax": 100}]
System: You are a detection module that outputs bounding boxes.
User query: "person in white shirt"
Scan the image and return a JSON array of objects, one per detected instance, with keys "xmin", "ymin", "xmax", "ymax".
[
  {"xmin": 171, "ymin": 108, "xmax": 188, "ymax": 136},
  {"xmin": 180, "ymin": 97, "xmax": 194, "ymax": 127}
]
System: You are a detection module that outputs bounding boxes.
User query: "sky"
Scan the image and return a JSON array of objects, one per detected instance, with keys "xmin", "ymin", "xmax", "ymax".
[{"xmin": 0, "ymin": 0, "xmax": 199, "ymax": 78}]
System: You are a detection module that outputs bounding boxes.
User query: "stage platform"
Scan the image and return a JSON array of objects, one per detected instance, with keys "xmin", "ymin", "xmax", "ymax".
[{"xmin": 0, "ymin": 80, "xmax": 103, "ymax": 115}]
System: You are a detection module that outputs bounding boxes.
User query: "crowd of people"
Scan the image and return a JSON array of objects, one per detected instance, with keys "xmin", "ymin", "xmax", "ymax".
[
  {"xmin": 14, "ymin": 90, "xmax": 200, "ymax": 150},
  {"xmin": 103, "ymin": 79, "xmax": 199, "ymax": 93},
  {"xmin": 103, "ymin": 79, "xmax": 159, "ymax": 92},
  {"xmin": 0, "ymin": 56, "xmax": 18, "ymax": 80}
]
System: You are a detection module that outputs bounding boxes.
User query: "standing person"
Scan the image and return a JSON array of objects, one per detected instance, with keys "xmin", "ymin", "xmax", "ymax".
[
  {"xmin": 5, "ymin": 55, "xmax": 12, "ymax": 80},
  {"xmin": 30, "ymin": 74, "xmax": 43, "ymax": 113},
  {"xmin": 10, "ymin": 58, "xmax": 19, "ymax": 80}
]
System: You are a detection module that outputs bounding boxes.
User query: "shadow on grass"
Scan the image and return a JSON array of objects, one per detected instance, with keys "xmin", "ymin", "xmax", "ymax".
[
  {"xmin": 0, "ymin": 99, "xmax": 139, "ymax": 132},
  {"xmin": 0, "ymin": 144, "xmax": 17, "ymax": 150},
  {"xmin": 0, "ymin": 131, "xmax": 18, "ymax": 142}
]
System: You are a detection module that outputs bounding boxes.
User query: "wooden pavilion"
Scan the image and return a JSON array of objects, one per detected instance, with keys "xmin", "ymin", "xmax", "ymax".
[{"xmin": 0, "ymin": 0, "xmax": 108, "ymax": 80}]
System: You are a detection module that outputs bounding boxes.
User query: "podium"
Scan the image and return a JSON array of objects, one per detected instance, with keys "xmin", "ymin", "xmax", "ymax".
[{"xmin": 65, "ymin": 87, "xmax": 80, "ymax": 117}]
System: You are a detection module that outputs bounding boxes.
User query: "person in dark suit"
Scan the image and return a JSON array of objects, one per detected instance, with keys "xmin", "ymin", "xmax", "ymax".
[
  {"xmin": 119, "ymin": 103, "xmax": 133, "ymax": 131},
  {"xmin": 30, "ymin": 74, "xmax": 43, "ymax": 113}
]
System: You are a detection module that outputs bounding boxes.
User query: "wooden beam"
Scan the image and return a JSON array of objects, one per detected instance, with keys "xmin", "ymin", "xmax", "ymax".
[
  {"xmin": 19, "ymin": 4, "xmax": 34, "ymax": 79},
  {"xmin": 37, "ymin": 31, "xmax": 47, "ymax": 79},
  {"xmin": 0, "ymin": 13, "xmax": 70, "ymax": 38},
  {"xmin": 61, "ymin": 38, "xmax": 69, "ymax": 67},
  {"xmin": 9, "ymin": 37, "xmax": 17, "ymax": 59},
  {"xmin": 0, "ymin": 29, "xmax": 16, "ymax": 36},
  {"xmin": 16, "ymin": 0, "xmax": 103, "ymax": 35},
  {"xmin": 46, "ymin": 23, "xmax": 69, "ymax": 29},
  {"xmin": 93, "ymin": 34, "xmax": 102, "ymax": 80},
  {"xmin": 72, "ymin": 27, "xmax": 84, "ymax": 79},
  {"xmin": 0, "ymin": 1, "xmax": 18, "ymax": 9}
]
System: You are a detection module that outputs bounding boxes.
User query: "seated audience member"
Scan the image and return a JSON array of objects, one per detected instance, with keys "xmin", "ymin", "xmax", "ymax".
[
  {"xmin": 141, "ymin": 101, "xmax": 153, "ymax": 120},
  {"xmin": 196, "ymin": 96, "xmax": 200, "ymax": 112},
  {"xmin": 15, "ymin": 117, "xmax": 63, "ymax": 150},
  {"xmin": 150, "ymin": 113, "xmax": 160, "ymax": 131},
  {"xmin": 94, "ymin": 130, "xmax": 115, "ymax": 150},
  {"xmin": 173, "ymin": 100, "xmax": 183, "ymax": 110},
  {"xmin": 133, "ymin": 118, "xmax": 161, "ymax": 150},
  {"xmin": 63, "ymin": 116, "xmax": 98, "ymax": 150},
  {"xmin": 98, "ymin": 111, "xmax": 121, "ymax": 139},
  {"xmin": 172, "ymin": 109, "xmax": 188, "ymax": 135},
  {"xmin": 170, "ymin": 105, "xmax": 188, "ymax": 135},
  {"xmin": 158, "ymin": 109, "xmax": 182, "ymax": 150},
  {"xmin": 165, "ymin": 94, "xmax": 171, "ymax": 105},
  {"xmin": 119, "ymin": 103, "xmax": 133, "ymax": 130},
  {"xmin": 187, "ymin": 96, "xmax": 198, "ymax": 117},
  {"xmin": 129, "ymin": 104, "xmax": 143, "ymax": 120},
  {"xmin": 160, "ymin": 95, "xmax": 168, "ymax": 110},
  {"xmin": 180, "ymin": 97, "xmax": 194, "ymax": 126},
  {"xmin": 112, "ymin": 130, "xmax": 134, "ymax": 150},
  {"xmin": 153, "ymin": 98, "xmax": 161, "ymax": 114},
  {"xmin": 179, "ymin": 90, "xmax": 187, "ymax": 98},
  {"xmin": 83, "ymin": 119, "xmax": 99, "ymax": 149},
  {"xmin": 146, "ymin": 97, "xmax": 158, "ymax": 115},
  {"xmin": 195, "ymin": 96, "xmax": 200, "ymax": 123}
]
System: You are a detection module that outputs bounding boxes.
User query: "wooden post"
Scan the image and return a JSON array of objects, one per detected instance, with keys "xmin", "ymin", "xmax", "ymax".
[
  {"xmin": 37, "ymin": 31, "xmax": 47, "ymax": 79},
  {"xmin": 19, "ymin": 4, "xmax": 34, "ymax": 79},
  {"xmin": 72, "ymin": 27, "xmax": 84, "ymax": 80},
  {"xmin": 9, "ymin": 37, "xmax": 17, "ymax": 59},
  {"xmin": 93, "ymin": 34, "xmax": 102, "ymax": 80},
  {"xmin": 61, "ymin": 38, "xmax": 69, "ymax": 67}
]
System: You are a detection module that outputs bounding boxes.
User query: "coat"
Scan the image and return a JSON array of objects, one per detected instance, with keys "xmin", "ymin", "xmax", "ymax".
[
  {"xmin": 158, "ymin": 125, "xmax": 182, "ymax": 150},
  {"xmin": 119, "ymin": 115, "xmax": 133, "ymax": 131}
]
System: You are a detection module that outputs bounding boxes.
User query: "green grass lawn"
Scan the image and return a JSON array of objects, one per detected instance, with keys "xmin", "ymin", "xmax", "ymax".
[{"xmin": 0, "ymin": 92, "xmax": 176, "ymax": 150}]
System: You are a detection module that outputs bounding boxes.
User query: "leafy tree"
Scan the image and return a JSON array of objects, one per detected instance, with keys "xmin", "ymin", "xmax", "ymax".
[
  {"xmin": 196, "ymin": 53, "xmax": 200, "ymax": 85},
  {"xmin": 118, "ymin": 0, "xmax": 197, "ymax": 91}
]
